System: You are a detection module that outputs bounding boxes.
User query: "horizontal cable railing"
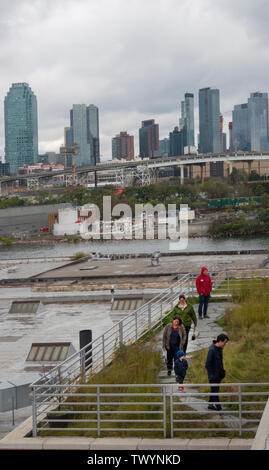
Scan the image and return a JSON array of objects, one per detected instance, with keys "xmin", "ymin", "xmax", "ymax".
[{"xmin": 31, "ymin": 382, "xmax": 269, "ymax": 438}]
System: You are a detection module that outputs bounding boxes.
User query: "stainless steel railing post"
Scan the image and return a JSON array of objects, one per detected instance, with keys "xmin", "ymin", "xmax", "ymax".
[
  {"xmin": 97, "ymin": 386, "xmax": 101, "ymax": 437},
  {"xmin": 170, "ymin": 391, "xmax": 174, "ymax": 438},
  {"xmin": 102, "ymin": 335, "xmax": 105, "ymax": 368},
  {"xmin": 163, "ymin": 386, "xmax": 167, "ymax": 438},
  {"xmin": 148, "ymin": 304, "xmax": 152, "ymax": 330},
  {"xmin": 119, "ymin": 321, "xmax": 123, "ymax": 345},
  {"xmin": 238, "ymin": 384, "xmax": 242, "ymax": 437},
  {"xmin": 32, "ymin": 386, "xmax": 37, "ymax": 438}
]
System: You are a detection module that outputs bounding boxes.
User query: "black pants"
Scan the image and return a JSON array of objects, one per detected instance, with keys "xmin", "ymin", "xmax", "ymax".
[
  {"xmin": 208, "ymin": 379, "xmax": 220, "ymax": 404},
  {"xmin": 198, "ymin": 294, "xmax": 210, "ymax": 317},
  {"xmin": 176, "ymin": 375, "xmax": 184, "ymax": 384},
  {"xmin": 166, "ymin": 346, "xmax": 178, "ymax": 372},
  {"xmin": 183, "ymin": 326, "xmax": 191, "ymax": 353}
]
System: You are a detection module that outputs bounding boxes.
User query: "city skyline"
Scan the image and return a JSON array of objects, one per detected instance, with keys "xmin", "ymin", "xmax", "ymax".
[
  {"xmin": 2, "ymin": 84, "xmax": 269, "ymax": 170},
  {"xmin": 0, "ymin": 0, "xmax": 268, "ymax": 160}
]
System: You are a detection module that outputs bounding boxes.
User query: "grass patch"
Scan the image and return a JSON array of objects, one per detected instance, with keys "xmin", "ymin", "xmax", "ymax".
[
  {"xmin": 188, "ymin": 282, "xmax": 269, "ymax": 384},
  {"xmin": 72, "ymin": 251, "xmax": 88, "ymax": 260},
  {"xmin": 39, "ymin": 338, "xmax": 166, "ymax": 438},
  {"xmin": 214, "ymin": 277, "xmax": 266, "ymax": 296}
]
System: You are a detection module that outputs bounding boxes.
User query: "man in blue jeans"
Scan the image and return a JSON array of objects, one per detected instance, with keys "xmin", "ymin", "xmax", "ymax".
[{"xmin": 196, "ymin": 266, "xmax": 212, "ymax": 319}]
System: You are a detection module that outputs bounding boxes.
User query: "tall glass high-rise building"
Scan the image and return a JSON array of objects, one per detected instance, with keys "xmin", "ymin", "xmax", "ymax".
[
  {"xmin": 231, "ymin": 92, "xmax": 269, "ymax": 152},
  {"xmin": 69, "ymin": 104, "xmax": 100, "ymax": 166},
  {"xmin": 248, "ymin": 92, "xmax": 269, "ymax": 151},
  {"xmin": 199, "ymin": 87, "xmax": 221, "ymax": 154},
  {"xmin": 231, "ymin": 103, "xmax": 250, "ymax": 152},
  {"xmin": 179, "ymin": 92, "xmax": 195, "ymax": 152},
  {"xmin": 4, "ymin": 83, "xmax": 38, "ymax": 174},
  {"xmin": 169, "ymin": 126, "xmax": 184, "ymax": 156},
  {"xmin": 139, "ymin": 119, "xmax": 159, "ymax": 159}
]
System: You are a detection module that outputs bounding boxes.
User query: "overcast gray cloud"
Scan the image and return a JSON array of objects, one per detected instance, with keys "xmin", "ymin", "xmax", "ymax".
[{"xmin": 0, "ymin": 0, "xmax": 268, "ymax": 159}]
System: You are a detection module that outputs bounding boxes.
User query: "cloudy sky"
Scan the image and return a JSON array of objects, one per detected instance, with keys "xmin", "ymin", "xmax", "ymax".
[{"xmin": 0, "ymin": 0, "xmax": 268, "ymax": 160}]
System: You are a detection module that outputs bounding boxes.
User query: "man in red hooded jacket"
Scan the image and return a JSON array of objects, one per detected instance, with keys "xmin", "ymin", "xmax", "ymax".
[{"xmin": 196, "ymin": 267, "xmax": 212, "ymax": 319}]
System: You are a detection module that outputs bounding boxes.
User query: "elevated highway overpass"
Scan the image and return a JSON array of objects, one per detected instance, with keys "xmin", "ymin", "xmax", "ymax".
[{"xmin": 1, "ymin": 151, "xmax": 269, "ymax": 193}]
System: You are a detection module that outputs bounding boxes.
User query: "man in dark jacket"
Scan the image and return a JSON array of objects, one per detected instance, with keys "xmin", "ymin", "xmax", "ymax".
[
  {"xmin": 205, "ymin": 333, "xmax": 229, "ymax": 411},
  {"xmin": 196, "ymin": 266, "xmax": 212, "ymax": 319}
]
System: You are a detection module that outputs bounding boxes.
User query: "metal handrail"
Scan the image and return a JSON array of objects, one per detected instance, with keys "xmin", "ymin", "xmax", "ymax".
[
  {"xmin": 30, "ymin": 273, "xmax": 191, "ymax": 389},
  {"xmin": 31, "ymin": 382, "xmax": 269, "ymax": 438},
  {"xmin": 30, "ymin": 269, "xmax": 269, "ymax": 438},
  {"xmin": 30, "ymin": 270, "xmax": 269, "ymax": 389}
]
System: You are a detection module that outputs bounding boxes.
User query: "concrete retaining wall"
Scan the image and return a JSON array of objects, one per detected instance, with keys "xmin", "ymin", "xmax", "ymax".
[
  {"xmin": 0, "ymin": 203, "xmax": 71, "ymax": 236},
  {"xmin": 251, "ymin": 398, "xmax": 269, "ymax": 450}
]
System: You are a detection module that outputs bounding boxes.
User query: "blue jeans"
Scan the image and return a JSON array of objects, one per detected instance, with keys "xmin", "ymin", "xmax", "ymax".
[{"xmin": 198, "ymin": 294, "xmax": 210, "ymax": 317}]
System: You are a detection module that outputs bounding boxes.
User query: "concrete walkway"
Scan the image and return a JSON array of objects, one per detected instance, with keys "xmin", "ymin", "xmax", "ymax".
[{"xmin": 158, "ymin": 302, "xmax": 249, "ymax": 430}]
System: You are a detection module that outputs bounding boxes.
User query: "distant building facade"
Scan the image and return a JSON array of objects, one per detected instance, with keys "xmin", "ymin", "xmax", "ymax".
[
  {"xmin": 231, "ymin": 103, "xmax": 250, "ymax": 151},
  {"xmin": 69, "ymin": 104, "xmax": 100, "ymax": 166},
  {"xmin": 4, "ymin": 83, "xmax": 38, "ymax": 174},
  {"xmin": 199, "ymin": 87, "xmax": 221, "ymax": 154},
  {"xmin": 231, "ymin": 92, "xmax": 269, "ymax": 152},
  {"xmin": 179, "ymin": 92, "xmax": 195, "ymax": 153},
  {"xmin": 0, "ymin": 162, "xmax": 10, "ymax": 176},
  {"xmin": 139, "ymin": 119, "xmax": 159, "ymax": 159},
  {"xmin": 159, "ymin": 138, "xmax": 170, "ymax": 157},
  {"xmin": 248, "ymin": 92, "xmax": 269, "ymax": 151},
  {"xmin": 112, "ymin": 131, "xmax": 134, "ymax": 160},
  {"xmin": 169, "ymin": 127, "xmax": 184, "ymax": 156}
]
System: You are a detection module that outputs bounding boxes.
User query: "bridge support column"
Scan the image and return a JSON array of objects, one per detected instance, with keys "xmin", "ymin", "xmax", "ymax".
[
  {"xmin": 180, "ymin": 165, "xmax": 184, "ymax": 185},
  {"xmin": 227, "ymin": 161, "xmax": 233, "ymax": 176},
  {"xmin": 200, "ymin": 164, "xmax": 205, "ymax": 184},
  {"xmin": 188, "ymin": 165, "xmax": 192, "ymax": 180},
  {"xmin": 248, "ymin": 160, "xmax": 252, "ymax": 176}
]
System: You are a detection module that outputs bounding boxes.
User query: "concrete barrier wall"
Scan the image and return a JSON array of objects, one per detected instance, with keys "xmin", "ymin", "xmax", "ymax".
[
  {"xmin": 0, "ymin": 203, "xmax": 71, "ymax": 219},
  {"xmin": 0, "ymin": 203, "xmax": 71, "ymax": 235},
  {"xmin": 0, "ymin": 378, "xmax": 38, "ymax": 412},
  {"xmin": 251, "ymin": 398, "xmax": 269, "ymax": 450}
]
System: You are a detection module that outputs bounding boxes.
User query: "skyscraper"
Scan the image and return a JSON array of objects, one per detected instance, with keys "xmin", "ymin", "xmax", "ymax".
[
  {"xmin": 199, "ymin": 87, "xmax": 221, "ymax": 154},
  {"xmin": 87, "ymin": 104, "xmax": 100, "ymax": 165},
  {"xmin": 231, "ymin": 92, "xmax": 269, "ymax": 152},
  {"xmin": 231, "ymin": 103, "xmax": 250, "ymax": 152},
  {"xmin": 112, "ymin": 131, "xmax": 134, "ymax": 160},
  {"xmin": 179, "ymin": 92, "xmax": 195, "ymax": 153},
  {"xmin": 169, "ymin": 127, "xmax": 184, "ymax": 156},
  {"xmin": 159, "ymin": 138, "xmax": 170, "ymax": 156},
  {"xmin": 69, "ymin": 104, "xmax": 100, "ymax": 166},
  {"xmin": 248, "ymin": 92, "xmax": 269, "ymax": 151},
  {"xmin": 4, "ymin": 83, "xmax": 38, "ymax": 174},
  {"xmin": 139, "ymin": 119, "xmax": 159, "ymax": 159},
  {"xmin": 228, "ymin": 122, "xmax": 233, "ymax": 151}
]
